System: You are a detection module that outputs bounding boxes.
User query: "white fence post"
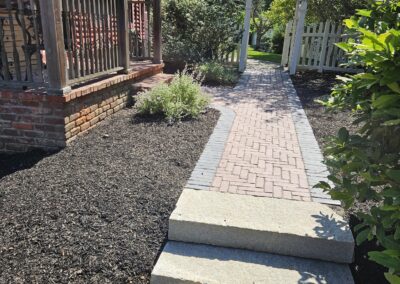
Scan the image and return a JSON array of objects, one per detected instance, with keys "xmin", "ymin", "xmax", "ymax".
[
  {"xmin": 289, "ymin": 0, "xmax": 307, "ymax": 75},
  {"xmin": 239, "ymin": 0, "xmax": 252, "ymax": 72},
  {"xmin": 318, "ymin": 21, "xmax": 331, "ymax": 73},
  {"xmin": 281, "ymin": 20, "xmax": 293, "ymax": 66}
]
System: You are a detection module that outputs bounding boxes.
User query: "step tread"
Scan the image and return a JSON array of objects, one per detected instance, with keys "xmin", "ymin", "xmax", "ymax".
[
  {"xmin": 151, "ymin": 241, "xmax": 354, "ymax": 284},
  {"xmin": 169, "ymin": 189, "xmax": 354, "ymax": 263},
  {"xmin": 132, "ymin": 73, "xmax": 174, "ymax": 91}
]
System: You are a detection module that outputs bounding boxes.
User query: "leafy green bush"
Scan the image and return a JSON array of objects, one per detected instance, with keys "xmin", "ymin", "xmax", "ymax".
[
  {"xmin": 162, "ymin": 0, "xmax": 243, "ymax": 63},
  {"xmin": 270, "ymin": 29, "xmax": 285, "ymax": 54},
  {"xmin": 136, "ymin": 73, "xmax": 210, "ymax": 122},
  {"xmin": 195, "ymin": 62, "xmax": 239, "ymax": 85},
  {"xmin": 317, "ymin": 1, "xmax": 400, "ymax": 282}
]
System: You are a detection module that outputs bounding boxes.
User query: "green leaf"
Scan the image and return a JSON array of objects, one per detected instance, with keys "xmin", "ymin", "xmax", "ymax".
[
  {"xmin": 356, "ymin": 228, "xmax": 370, "ymax": 245},
  {"xmin": 373, "ymin": 95, "xmax": 400, "ymax": 109},
  {"xmin": 381, "ymin": 205, "xmax": 400, "ymax": 211},
  {"xmin": 335, "ymin": 42, "xmax": 352, "ymax": 52},
  {"xmin": 314, "ymin": 181, "xmax": 331, "ymax": 190},
  {"xmin": 354, "ymin": 223, "xmax": 367, "ymax": 232},
  {"xmin": 387, "ymin": 170, "xmax": 400, "ymax": 183},
  {"xmin": 388, "ymin": 82, "xmax": 400, "ymax": 94},
  {"xmin": 385, "ymin": 273, "xmax": 400, "ymax": 284},
  {"xmin": 383, "ymin": 119, "xmax": 400, "ymax": 126},
  {"xmin": 356, "ymin": 9, "xmax": 372, "ymax": 17},
  {"xmin": 369, "ymin": 251, "xmax": 400, "ymax": 271}
]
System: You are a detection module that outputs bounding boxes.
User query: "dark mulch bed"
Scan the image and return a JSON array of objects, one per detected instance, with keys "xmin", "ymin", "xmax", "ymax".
[
  {"xmin": 291, "ymin": 71, "xmax": 388, "ymax": 284},
  {"xmin": 0, "ymin": 108, "xmax": 220, "ymax": 284}
]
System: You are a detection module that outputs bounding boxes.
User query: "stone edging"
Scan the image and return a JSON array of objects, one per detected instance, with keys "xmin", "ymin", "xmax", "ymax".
[
  {"xmin": 185, "ymin": 105, "xmax": 236, "ymax": 190},
  {"xmin": 282, "ymin": 71, "xmax": 340, "ymax": 206}
]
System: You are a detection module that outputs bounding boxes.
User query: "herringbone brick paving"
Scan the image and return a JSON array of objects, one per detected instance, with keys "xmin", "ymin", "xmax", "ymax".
[{"xmin": 207, "ymin": 60, "xmax": 311, "ymax": 201}]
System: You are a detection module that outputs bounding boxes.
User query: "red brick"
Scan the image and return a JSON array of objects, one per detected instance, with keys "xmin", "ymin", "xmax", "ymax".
[
  {"xmin": 44, "ymin": 117, "xmax": 65, "ymax": 125},
  {"xmin": 99, "ymin": 113, "xmax": 107, "ymax": 121},
  {"xmin": 86, "ymin": 112, "xmax": 96, "ymax": 121},
  {"xmin": 90, "ymin": 116, "xmax": 100, "ymax": 126},
  {"xmin": 70, "ymin": 127, "xmax": 80, "ymax": 136},
  {"xmin": 65, "ymin": 121, "xmax": 76, "ymax": 132},
  {"xmin": 13, "ymin": 122, "xmax": 33, "ymax": 130},
  {"xmin": 80, "ymin": 108, "xmax": 91, "ymax": 116},
  {"xmin": 69, "ymin": 113, "xmax": 80, "ymax": 121},
  {"xmin": 75, "ymin": 116, "xmax": 86, "ymax": 126},
  {"xmin": 80, "ymin": 122, "xmax": 91, "ymax": 131}
]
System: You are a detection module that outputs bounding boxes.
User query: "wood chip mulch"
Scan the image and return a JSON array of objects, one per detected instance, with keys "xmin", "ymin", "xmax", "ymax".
[{"xmin": 0, "ymin": 108, "xmax": 220, "ymax": 284}]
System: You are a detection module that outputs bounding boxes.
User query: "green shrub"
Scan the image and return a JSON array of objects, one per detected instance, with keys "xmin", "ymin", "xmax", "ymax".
[
  {"xmin": 162, "ymin": 0, "xmax": 243, "ymax": 63},
  {"xmin": 195, "ymin": 62, "xmax": 239, "ymax": 85},
  {"xmin": 317, "ymin": 1, "xmax": 400, "ymax": 282},
  {"xmin": 270, "ymin": 29, "xmax": 285, "ymax": 54},
  {"xmin": 136, "ymin": 73, "xmax": 210, "ymax": 122}
]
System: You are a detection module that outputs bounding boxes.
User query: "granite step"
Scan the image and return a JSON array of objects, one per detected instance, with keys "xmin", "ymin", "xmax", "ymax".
[
  {"xmin": 151, "ymin": 241, "xmax": 354, "ymax": 284},
  {"xmin": 168, "ymin": 188, "xmax": 354, "ymax": 263}
]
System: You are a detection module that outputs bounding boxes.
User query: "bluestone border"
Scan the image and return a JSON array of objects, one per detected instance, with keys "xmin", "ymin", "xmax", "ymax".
[
  {"xmin": 185, "ymin": 105, "xmax": 236, "ymax": 190},
  {"xmin": 282, "ymin": 71, "xmax": 340, "ymax": 206}
]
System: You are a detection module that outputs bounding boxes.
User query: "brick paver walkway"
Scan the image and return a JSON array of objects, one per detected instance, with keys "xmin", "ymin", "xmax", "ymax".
[{"xmin": 207, "ymin": 60, "xmax": 312, "ymax": 201}]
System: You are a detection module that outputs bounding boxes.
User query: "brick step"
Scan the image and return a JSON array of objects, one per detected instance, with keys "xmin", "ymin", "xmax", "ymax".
[
  {"xmin": 131, "ymin": 73, "xmax": 174, "ymax": 92},
  {"xmin": 168, "ymin": 189, "xmax": 354, "ymax": 263},
  {"xmin": 151, "ymin": 241, "xmax": 354, "ymax": 284}
]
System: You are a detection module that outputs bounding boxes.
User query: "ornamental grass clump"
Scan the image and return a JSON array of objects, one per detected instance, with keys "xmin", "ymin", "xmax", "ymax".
[
  {"xmin": 136, "ymin": 72, "xmax": 210, "ymax": 122},
  {"xmin": 316, "ymin": 1, "xmax": 400, "ymax": 282}
]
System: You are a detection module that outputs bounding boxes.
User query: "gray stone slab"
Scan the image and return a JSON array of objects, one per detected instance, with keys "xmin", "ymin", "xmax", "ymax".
[
  {"xmin": 169, "ymin": 189, "xmax": 354, "ymax": 264},
  {"xmin": 151, "ymin": 241, "xmax": 354, "ymax": 284}
]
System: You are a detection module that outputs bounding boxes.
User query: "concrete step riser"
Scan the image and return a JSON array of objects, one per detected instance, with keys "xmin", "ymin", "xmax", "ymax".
[
  {"xmin": 169, "ymin": 220, "xmax": 354, "ymax": 264},
  {"xmin": 151, "ymin": 241, "xmax": 354, "ymax": 284}
]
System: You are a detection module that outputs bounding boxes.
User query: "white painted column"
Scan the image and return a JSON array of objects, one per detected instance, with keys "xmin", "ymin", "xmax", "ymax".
[
  {"xmin": 239, "ymin": 0, "xmax": 252, "ymax": 72},
  {"xmin": 289, "ymin": 0, "xmax": 307, "ymax": 75},
  {"xmin": 251, "ymin": 32, "xmax": 257, "ymax": 46}
]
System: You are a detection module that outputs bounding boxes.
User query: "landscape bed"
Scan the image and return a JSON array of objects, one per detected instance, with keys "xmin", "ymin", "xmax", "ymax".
[
  {"xmin": 291, "ymin": 71, "xmax": 387, "ymax": 284},
  {"xmin": 0, "ymin": 108, "xmax": 220, "ymax": 283}
]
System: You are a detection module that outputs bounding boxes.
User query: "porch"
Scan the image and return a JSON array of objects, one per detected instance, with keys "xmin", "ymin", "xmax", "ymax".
[{"xmin": 0, "ymin": 0, "xmax": 166, "ymax": 153}]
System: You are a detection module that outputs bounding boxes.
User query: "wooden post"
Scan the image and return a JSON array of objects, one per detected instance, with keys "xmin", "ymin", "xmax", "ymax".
[
  {"xmin": 289, "ymin": 0, "xmax": 307, "ymax": 75},
  {"xmin": 39, "ymin": 0, "xmax": 70, "ymax": 94},
  {"xmin": 152, "ymin": 0, "xmax": 162, "ymax": 64},
  {"xmin": 239, "ymin": 0, "xmax": 252, "ymax": 72},
  {"xmin": 118, "ymin": 0, "xmax": 130, "ymax": 73}
]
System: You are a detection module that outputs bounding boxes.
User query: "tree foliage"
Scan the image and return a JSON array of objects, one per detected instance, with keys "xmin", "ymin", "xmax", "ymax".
[
  {"xmin": 266, "ymin": 0, "xmax": 369, "ymax": 29},
  {"xmin": 317, "ymin": 1, "xmax": 400, "ymax": 282},
  {"xmin": 162, "ymin": 0, "xmax": 244, "ymax": 63},
  {"xmin": 251, "ymin": 0, "xmax": 273, "ymax": 50}
]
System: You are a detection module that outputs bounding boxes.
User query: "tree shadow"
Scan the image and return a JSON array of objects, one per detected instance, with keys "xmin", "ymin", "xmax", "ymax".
[
  {"xmin": 0, "ymin": 149, "xmax": 57, "ymax": 180},
  {"xmin": 311, "ymin": 212, "xmax": 352, "ymax": 241}
]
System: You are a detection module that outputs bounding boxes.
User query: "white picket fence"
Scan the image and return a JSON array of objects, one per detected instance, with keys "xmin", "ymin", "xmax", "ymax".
[
  {"xmin": 282, "ymin": 20, "xmax": 360, "ymax": 73},
  {"xmin": 221, "ymin": 44, "xmax": 242, "ymax": 65}
]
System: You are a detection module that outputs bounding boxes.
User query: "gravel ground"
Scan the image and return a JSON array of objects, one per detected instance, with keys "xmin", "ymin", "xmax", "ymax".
[
  {"xmin": 291, "ymin": 70, "xmax": 387, "ymax": 284},
  {"xmin": 0, "ymin": 108, "xmax": 220, "ymax": 284}
]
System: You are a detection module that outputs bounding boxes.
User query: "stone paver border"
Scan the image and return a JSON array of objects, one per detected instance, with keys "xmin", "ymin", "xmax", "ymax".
[
  {"xmin": 282, "ymin": 71, "xmax": 340, "ymax": 206},
  {"xmin": 186, "ymin": 105, "xmax": 236, "ymax": 190}
]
